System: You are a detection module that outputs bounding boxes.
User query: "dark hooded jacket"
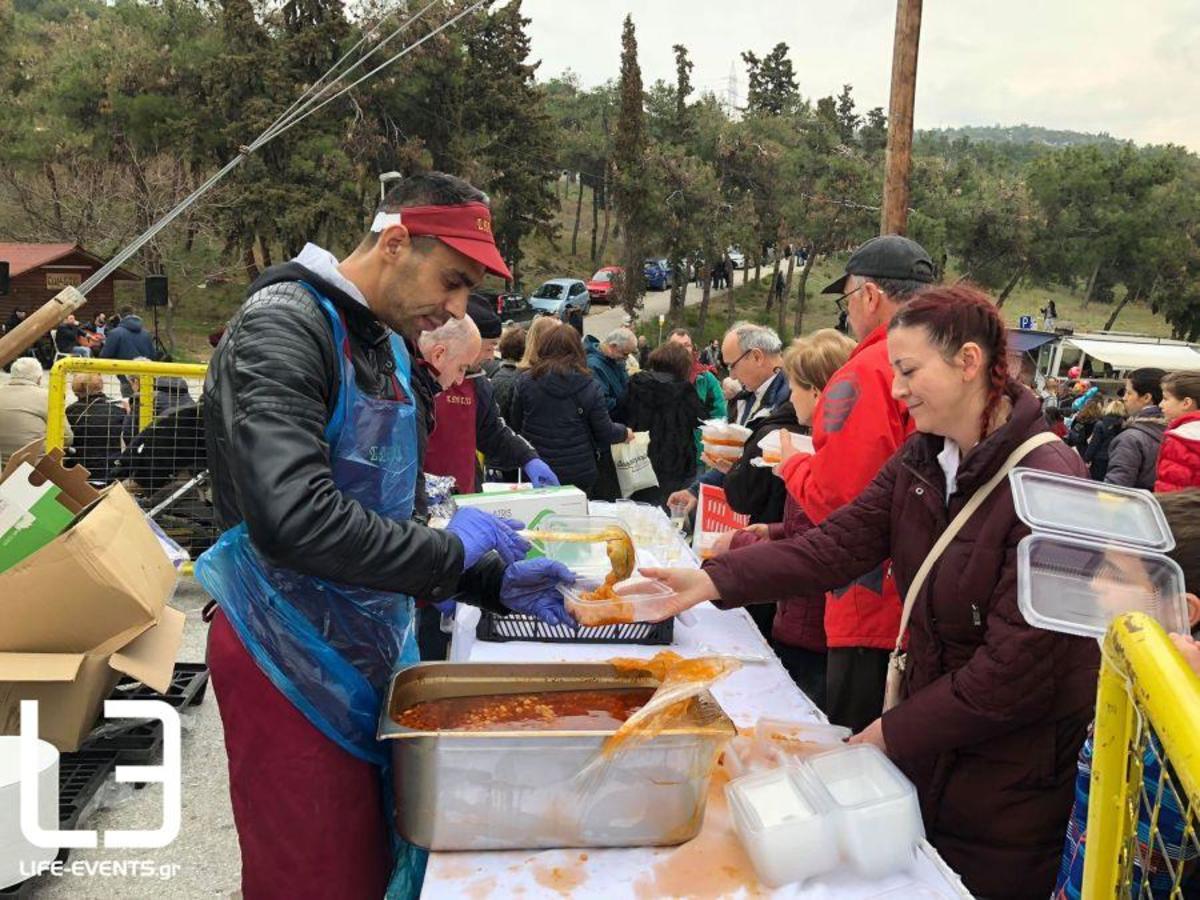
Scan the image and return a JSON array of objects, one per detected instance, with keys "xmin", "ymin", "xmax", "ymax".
[
  {"xmin": 703, "ymin": 384, "xmax": 1098, "ymax": 899},
  {"xmin": 509, "ymin": 369, "xmax": 626, "ymax": 492},
  {"xmin": 1104, "ymin": 405, "xmax": 1169, "ymax": 489},
  {"xmin": 622, "ymin": 370, "xmax": 706, "ymax": 498},
  {"xmin": 99, "ymin": 315, "xmax": 156, "ymax": 361}
]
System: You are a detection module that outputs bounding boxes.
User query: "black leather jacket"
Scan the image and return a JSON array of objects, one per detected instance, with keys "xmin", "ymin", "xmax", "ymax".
[{"xmin": 204, "ymin": 261, "xmax": 503, "ymax": 607}]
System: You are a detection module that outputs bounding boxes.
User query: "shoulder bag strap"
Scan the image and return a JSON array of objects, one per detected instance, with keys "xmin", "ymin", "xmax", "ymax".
[{"xmin": 891, "ymin": 431, "xmax": 1060, "ymax": 654}]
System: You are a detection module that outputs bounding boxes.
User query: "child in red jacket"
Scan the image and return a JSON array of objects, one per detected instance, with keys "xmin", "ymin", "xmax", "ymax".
[{"xmin": 1155, "ymin": 372, "xmax": 1200, "ymax": 493}]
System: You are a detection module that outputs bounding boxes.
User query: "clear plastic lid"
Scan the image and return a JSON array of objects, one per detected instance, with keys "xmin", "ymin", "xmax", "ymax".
[
  {"xmin": 727, "ymin": 766, "xmax": 824, "ymax": 831},
  {"xmin": 528, "ymin": 515, "xmax": 633, "ymax": 580},
  {"xmin": 1017, "ymin": 533, "xmax": 1189, "ymax": 638},
  {"xmin": 1009, "ymin": 468, "xmax": 1175, "ymax": 551},
  {"xmin": 755, "ymin": 718, "xmax": 850, "ymax": 758},
  {"xmin": 557, "ymin": 576, "xmax": 677, "ymax": 626}
]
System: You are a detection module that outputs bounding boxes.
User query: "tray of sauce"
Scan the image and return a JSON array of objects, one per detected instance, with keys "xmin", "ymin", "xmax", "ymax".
[{"xmin": 394, "ymin": 688, "xmax": 657, "ymax": 732}]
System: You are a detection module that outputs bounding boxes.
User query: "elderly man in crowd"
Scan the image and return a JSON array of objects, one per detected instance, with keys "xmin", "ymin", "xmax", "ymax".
[
  {"xmin": 0, "ymin": 357, "xmax": 71, "ymax": 464},
  {"xmin": 65, "ymin": 372, "xmax": 124, "ymax": 481},
  {"xmin": 585, "ymin": 326, "xmax": 639, "ymax": 501}
]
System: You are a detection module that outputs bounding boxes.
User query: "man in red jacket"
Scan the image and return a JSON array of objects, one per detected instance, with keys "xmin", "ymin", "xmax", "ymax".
[{"xmin": 776, "ymin": 235, "xmax": 934, "ymax": 732}]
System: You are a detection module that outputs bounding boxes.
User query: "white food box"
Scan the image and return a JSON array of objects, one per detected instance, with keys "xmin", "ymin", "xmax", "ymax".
[
  {"xmin": 0, "ymin": 737, "xmax": 59, "ymax": 889},
  {"xmin": 808, "ymin": 745, "xmax": 924, "ymax": 879},
  {"xmin": 453, "ymin": 485, "xmax": 588, "ymax": 528},
  {"xmin": 726, "ymin": 766, "xmax": 838, "ymax": 887}
]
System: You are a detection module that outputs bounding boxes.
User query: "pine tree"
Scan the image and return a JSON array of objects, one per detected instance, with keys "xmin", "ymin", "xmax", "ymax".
[
  {"xmin": 742, "ymin": 43, "xmax": 798, "ymax": 117},
  {"xmin": 835, "ymin": 84, "xmax": 860, "ymax": 144},
  {"xmin": 672, "ymin": 44, "xmax": 694, "ymax": 143},
  {"xmin": 613, "ymin": 14, "xmax": 650, "ymax": 318}
]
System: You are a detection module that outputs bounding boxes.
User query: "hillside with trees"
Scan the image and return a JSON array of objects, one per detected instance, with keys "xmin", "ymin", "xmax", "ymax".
[{"xmin": 2, "ymin": 0, "xmax": 1198, "ymax": 356}]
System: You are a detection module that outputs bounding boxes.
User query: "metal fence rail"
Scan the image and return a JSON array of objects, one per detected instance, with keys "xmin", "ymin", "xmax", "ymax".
[
  {"xmin": 1084, "ymin": 612, "xmax": 1200, "ymax": 897},
  {"xmin": 45, "ymin": 356, "xmax": 214, "ymax": 563}
]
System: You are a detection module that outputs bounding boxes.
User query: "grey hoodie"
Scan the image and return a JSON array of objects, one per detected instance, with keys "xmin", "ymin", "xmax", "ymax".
[{"xmin": 1103, "ymin": 405, "xmax": 1168, "ymax": 489}]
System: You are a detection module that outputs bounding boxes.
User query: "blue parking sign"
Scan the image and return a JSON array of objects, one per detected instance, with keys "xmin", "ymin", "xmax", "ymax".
[{"xmin": 1019, "ymin": 315, "xmax": 1034, "ymax": 330}]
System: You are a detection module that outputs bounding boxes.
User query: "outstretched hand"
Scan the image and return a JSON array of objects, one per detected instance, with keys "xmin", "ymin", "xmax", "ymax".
[{"xmin": 636, "ymin": 567, "xmax": 720, "ymax": 620}]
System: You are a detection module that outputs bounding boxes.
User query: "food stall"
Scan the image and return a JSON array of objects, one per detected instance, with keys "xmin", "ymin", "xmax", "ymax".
[{"xmin": 411, "ymin": 502, "xmax": 972, "ymax": 898}]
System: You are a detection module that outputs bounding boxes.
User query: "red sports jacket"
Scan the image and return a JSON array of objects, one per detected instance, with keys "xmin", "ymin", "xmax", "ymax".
[
  {"xmin": 1155, "ymin": 411, "xmax": 1200, "ymax": 493},
  {"xmin": 778, "ymin": 324, "xmax": 914, "ymax": 649}
]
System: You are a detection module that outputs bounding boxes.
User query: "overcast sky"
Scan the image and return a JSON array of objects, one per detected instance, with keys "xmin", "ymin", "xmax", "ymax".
[{"xmin": 520, "ymin": 0, "xmax": 1200, "ymax": 151}]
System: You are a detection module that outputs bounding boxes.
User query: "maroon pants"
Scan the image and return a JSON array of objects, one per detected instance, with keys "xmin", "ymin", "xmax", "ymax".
[{"xmin": 207, "ymin": 610, "xmax": 392, "ymax": 900}]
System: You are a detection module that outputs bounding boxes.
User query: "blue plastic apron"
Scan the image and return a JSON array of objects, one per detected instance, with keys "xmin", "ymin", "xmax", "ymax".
[{"xmin": 196, "ymin": 286, "xmax": 429, "ymax": 895}]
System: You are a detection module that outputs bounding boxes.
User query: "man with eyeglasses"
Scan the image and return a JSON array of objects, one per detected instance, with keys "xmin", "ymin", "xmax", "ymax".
[{"xmin": 776, "ymin": 234, "xmax": 934, "ymax": 734}]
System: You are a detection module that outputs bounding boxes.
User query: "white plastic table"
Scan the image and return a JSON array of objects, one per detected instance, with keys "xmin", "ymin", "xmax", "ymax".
[{"xmin": 422, "ymin": 504, "xmax": 971, "ymax": 898}]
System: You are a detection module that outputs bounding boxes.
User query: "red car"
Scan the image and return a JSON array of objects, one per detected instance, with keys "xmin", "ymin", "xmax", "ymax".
[{"xmin": 586, "ymin": 266, "xmax": 623, "ymax": 305}]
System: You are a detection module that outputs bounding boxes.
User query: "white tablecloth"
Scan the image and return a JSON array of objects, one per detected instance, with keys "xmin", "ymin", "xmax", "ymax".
[{"xmin": 423, "ymin": 507, "xmax": 971, "ymax": 898}]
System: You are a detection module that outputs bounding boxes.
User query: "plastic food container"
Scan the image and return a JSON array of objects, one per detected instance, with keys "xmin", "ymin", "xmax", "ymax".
[
  {"xmin": 528, "ymin": 514, "xmax": 633, "ymax": 581},
  {"xmin": 379, "ymin": 662, "xmax": 735, "ymax": 850},
  {"xmin": 0, "ymin": 737, "xmax": 58, "ymax": 890},
  {"xmin": 755, "ymin": 718, "xmax": 851, "ymax": 759},
  {"xmin": 558, "ymin": 576, "xmax": 678, "ymax": 626},
  {"xmin": 1017, "ymin": 532, "xmax": 1189, "ymax": 638},
  {"xmin": 1009, "ymin": 468, "xmax": 1175, "ymax": 551},
  {"xmin": 807, "ymin": 745, "xmax": 924, "ymax": 879},
  {"xmin": 721, "ymin": 734, "xmax": 785, "ymax": 779},
  {"xmin": 756, "ymin": 430, "xmax": 814, "ymax": 466},
  {"xmin": 726, "ymin": 766, "xmax": 838, "ymax": 887},
  {"xmin": 701, "ymin": 420, "xmax": 752, "ymax": 458}
]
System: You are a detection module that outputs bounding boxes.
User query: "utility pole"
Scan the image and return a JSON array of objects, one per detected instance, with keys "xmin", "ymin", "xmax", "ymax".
[{"xmin": 880, "ymin": 0, "xmax": 922, "ymax": 236}]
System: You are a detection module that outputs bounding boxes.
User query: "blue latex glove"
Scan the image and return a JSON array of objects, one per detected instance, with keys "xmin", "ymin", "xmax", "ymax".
[
  {"xmin": 500, "ymin": 559, "xmax": 576, "ymax": 627},
  {"xmin": 433, "ymin": 598, "xmax": 457, "ymax": 616},
  {"xmin": 447, "ymin": 507, "xmax": 529, "ymax": 569},
  {"xmin": 523, "ymin": 458, "xmax": 560, "ymax": 488}
]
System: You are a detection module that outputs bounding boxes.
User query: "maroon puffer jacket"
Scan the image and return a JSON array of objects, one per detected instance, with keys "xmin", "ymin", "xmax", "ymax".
[
  {"xmin": 704, "ymin": 383, "xmax": 1098, "ymax": 899},
  {"xmin": 728, "ymin": 496, "xmax": 826, "ymax": 652}
]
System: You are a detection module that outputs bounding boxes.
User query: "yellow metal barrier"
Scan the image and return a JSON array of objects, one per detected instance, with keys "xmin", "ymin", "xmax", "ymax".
[
  {"xmin": 1084, "ymin": 611, "xmax": 1200, "ymax": 896},
  {"xmin": 45, "ymin": 356, "xmax": 212, "ymax": 572},
  {"xmin": 46, "ymin": 356, "xmax": 208, "ymax": 450}
]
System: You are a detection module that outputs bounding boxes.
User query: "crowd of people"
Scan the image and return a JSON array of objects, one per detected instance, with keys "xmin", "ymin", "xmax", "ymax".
[
  {"xmin": 0, "ymin": 306, "xmax": 188, "ymax": 476},
  {"xmin": 1040, "ymin": 365, "xmax": 1200, "ymax": 493}
]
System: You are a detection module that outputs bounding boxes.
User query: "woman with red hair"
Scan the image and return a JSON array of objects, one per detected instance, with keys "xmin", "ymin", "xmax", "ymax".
[{"xmin": 646, "ymin": 285, "xmax": 1099, "ymax": 898}]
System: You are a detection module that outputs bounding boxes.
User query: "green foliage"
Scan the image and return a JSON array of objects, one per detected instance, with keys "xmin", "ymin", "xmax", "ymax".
[
  {"xmin": 742, "ymin": 43, "xmax": 799, "ymax": 117},
  {"xmin": 612, "ymin": 14, "xmax": 650, "ymax": 317}
]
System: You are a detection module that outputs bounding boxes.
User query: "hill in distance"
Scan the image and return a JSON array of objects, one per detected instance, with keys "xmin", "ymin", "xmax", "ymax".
[{"xmin": 918, "ymin": 123, "xmax": 1125, "ymax": 148}]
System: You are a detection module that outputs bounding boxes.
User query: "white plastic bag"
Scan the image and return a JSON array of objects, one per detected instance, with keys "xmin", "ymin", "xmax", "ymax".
[{"xmin": 612, "ymin": 431, "xmax": 658, "ymax": 498}]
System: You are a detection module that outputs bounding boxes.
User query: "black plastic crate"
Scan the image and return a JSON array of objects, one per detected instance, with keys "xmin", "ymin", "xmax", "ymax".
[
  {"xmin": 114, "ymin": 662, "xmax": 209, "ymax": 710},
  {"xmin": 0, "ymin": 753, "xmax": 117, "ymax": 897},
  {"xmin": 76, "ymin": 721, "xmax": 164, "ymax": 767},
  {"xmin": 476, "ymin": 611, "xmax": 674, "ymax": 645}
]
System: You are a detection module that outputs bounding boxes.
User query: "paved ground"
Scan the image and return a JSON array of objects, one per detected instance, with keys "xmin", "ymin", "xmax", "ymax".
[
  {"xmin": 27, "ymin": 579, "xmax": 241, "ymax": 900},
  {"xmin": 580, "ymin": 268, "xmax": 761, "ymax": 340}
]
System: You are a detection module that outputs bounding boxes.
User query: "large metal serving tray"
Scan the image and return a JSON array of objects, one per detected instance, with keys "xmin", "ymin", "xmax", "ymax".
[{"xmin": 379, "ymin": 661, "xmax": 735, "ymax": 851}]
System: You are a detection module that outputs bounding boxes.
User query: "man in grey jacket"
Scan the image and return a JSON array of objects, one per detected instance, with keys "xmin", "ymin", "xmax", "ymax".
[{"xmin": 1105, "ymin": 367, "xmax": 1168, "ymax": 489}]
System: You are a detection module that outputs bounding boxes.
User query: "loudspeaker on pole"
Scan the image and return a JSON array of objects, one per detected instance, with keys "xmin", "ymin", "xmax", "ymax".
[{"xmin": 145, "ymin": 274, "xmax": 169, "ymax": 307}]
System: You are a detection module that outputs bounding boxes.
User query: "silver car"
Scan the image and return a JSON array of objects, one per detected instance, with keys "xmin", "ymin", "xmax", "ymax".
[{"xmin": 529, "ymin": 278, "xmax": 591, "ymax": 318}]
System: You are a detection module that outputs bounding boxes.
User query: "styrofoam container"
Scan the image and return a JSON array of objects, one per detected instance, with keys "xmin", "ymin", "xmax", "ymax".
[
  {"xmin": 1009, "ymin": 468, "xmax": 1175, "ymax": 551},
  {"xmin": 755, "ymin": 718, "xmax": 851, "ymax": 759},
  {"xmin": 558, "ymin": 576, "xmax": 677, "ymax": 626},
  {"xmin": 1017, "ymin": 532, "xmax": 1189, "ymax": 638},
  {"xmin": 701, "ymin": 419, "xmax": 753, "ymax": 445},
  {"xmin": 0, "ymin": 737, "xmax": 59, "ymax": 889},
  {"xmin": 726, "ymin": 766, "xmax": 838, "ymax": 887},
  {"xmin": 807, "ymin": 745, "xmax": 924, "ymax": 879}
]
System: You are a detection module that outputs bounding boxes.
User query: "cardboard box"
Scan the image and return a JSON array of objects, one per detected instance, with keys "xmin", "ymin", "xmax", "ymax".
[
  {"xmin": 0, "ymin": 453, "xmax": 182, "ymax": 751},
  {"xmin": 0, "ymin": 464, "xmax": 77, "ymax": 574},
  {"xmin": 454, "ymin": 485, "xmax": 588, "ymax": 528}
]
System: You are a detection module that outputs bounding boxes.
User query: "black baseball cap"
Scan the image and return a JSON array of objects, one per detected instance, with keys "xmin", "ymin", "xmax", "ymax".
[
  {"xmin": 467, "ymin": 293, "xmax": 502, "ymax": 339},
  {"xmin": 822, "ymin": 235, "xmax": 936, "ymax": 295}
]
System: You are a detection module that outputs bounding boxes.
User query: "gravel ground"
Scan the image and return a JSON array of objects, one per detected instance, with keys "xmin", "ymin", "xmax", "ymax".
[{"xmin": 27, "ymin": 579, "xmax": 241, "ymax": 900}]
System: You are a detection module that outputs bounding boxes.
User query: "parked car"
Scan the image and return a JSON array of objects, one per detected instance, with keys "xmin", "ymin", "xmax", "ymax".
[
  {"xmin": 726, "ymin": 247, "xmax": 746, "ymax": 269},
  {"xmin": 643, "ymin": 259, "xmax": 673, "ymax": 292},
  {"xmin": 586, "ymin": 266, "xmax": 623, "ymax": 305},
  {"xmin": 529, "ymin": 278, "xmax": 591, "ymax": 318},
  {"xmin": 476, "ymin": 288, "xmax": 536, "ymax": 327}
]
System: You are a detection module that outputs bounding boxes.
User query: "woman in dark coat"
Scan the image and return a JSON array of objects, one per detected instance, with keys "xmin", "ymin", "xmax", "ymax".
[
  {"xmin": 488, "ymin": 326, "xmax": 525, "ymax": 422},
  {"xmin": 622, "ymin": 341, "xmax": 706, "ymax": 505},
  {"xmin": 509, "ymin": 324, "xmax": 630, "ymax": 493},
  {"xmin": 646, "ymin": 286, "xmax": 1098, "ymax": 899}
]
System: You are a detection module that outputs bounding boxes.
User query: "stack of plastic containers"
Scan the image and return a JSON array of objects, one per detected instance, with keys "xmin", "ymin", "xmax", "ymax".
[
  {"xmin": 726, "ymin": 743, "xmax": 924, "ymax": 887},
  {"xmin": 1009, "ymin": 469, "xmax": 1189, "ymax": 637}
]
